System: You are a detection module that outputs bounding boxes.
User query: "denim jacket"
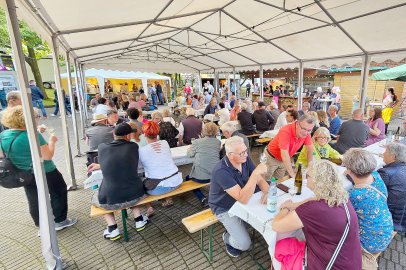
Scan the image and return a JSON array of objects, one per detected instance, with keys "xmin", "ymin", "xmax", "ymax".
[{"xmin": 378, "ymin": 162, "xmax": 406, "ymax": 232}]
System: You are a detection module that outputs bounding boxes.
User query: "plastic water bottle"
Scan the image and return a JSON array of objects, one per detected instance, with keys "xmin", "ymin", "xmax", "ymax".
[
  {"xmin": 267, "ymin": 178, "xmax": 277, "ymax": 213},
  {"xmin": 386, "ymin": 131, "xmax": 393, "ymax": 144}
]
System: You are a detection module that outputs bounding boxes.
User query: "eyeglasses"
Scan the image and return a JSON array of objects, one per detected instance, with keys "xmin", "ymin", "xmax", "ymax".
[
  {"xmin": 297, "ymin": 121, "xmax": 313, "ymax": 133},
  {"xmin": 316, "ymin": 137, "xmax": 329, "ymax": 140},
  {"xmin": 230, "ymin": 149, "xmax": 248, "ymax": 157}
]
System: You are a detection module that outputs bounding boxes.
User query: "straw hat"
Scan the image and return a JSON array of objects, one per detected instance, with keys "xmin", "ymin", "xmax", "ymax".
[{"xmin": 91, "ymin": 113, "xmax": 107, "ymax": 124}]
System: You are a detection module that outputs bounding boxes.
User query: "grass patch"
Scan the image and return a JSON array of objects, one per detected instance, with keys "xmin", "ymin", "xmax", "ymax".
[{"xmin": 43, "ymin": 89, "xmax": 55, "ymax": 107}]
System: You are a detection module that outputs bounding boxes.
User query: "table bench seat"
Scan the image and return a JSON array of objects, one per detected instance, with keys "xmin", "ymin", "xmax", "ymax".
[
  {"xmin": 182, "ymin": 209, "xmax": 218, "ymax": 262},
  {"xmin": 90, "ymin": 181, "xmax": 209, "ymax": 241}
]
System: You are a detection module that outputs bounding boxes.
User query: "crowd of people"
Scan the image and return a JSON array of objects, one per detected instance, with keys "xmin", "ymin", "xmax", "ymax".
[{"xmin": 1, "ymin": 81, "xmax": 405, "ymax": 270}]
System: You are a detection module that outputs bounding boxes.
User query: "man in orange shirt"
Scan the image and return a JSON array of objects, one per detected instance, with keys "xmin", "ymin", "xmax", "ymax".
[{"xmin": 264, "ymin": 114, "xmax": 315, "ymax": 179}]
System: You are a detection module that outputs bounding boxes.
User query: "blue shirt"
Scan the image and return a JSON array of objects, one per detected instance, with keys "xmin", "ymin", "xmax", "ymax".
[
  {"xmin": 329, "ymin": 116, "xmax": 341, "ymax": 135},
  {"xmin": 349, "ymin": 171, "xmax": 394, "ymax": 253},
  {"xmin": 30, "ymin": 85, "xmax": 44, "ymax": 101},
  {"xmin": 208, "ymin": 156, "xmax": 256, "ymax": 215}
]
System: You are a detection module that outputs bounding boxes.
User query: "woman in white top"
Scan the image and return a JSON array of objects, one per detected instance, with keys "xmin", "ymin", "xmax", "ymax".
[
  {"xmin": 216, "ymin": 102, "xmax": 230, "ymax": 126},
  {"xmin": 139, "ymin": 121, "xmax": 183, "ymax": 206}
]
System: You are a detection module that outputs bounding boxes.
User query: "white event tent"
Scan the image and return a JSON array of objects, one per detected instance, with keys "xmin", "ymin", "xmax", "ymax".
[
  {"xmin": 1, "ymin": 0, "xmax": 406, "ymax": 269},
  {"xmin": 60, "ymin": 68, "xmax": 171, "ymax": 95}
]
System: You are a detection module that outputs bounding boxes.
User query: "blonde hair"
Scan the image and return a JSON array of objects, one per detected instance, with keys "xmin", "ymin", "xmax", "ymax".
[
  {"xmin": 312, "ymin": 127, "xmax": 331, "ymax": 143},
  {"xmin": 307, "ymin": 111, "xmax": 319, "ymax": 127},
  {"xmin": 1, "ymin": 105, "xmax": 26, "ymax": 129},
  {"xmin": 202, "ymin": 122, "xmax": 218, "ymax": 137},
  {"xmin": 151, "ymin": 111, "xmax": 163, "ymax": 120},
  {"xmin": 307, "ymin": 160, "xmax": 348, "ymax": 207},
  {"xmin": 162, "ymin": 108, "xmax": 171, "ymax": 118},
  {"xmin": 316, "ymin": 110, "xmax": 330, "ymax": 128}
]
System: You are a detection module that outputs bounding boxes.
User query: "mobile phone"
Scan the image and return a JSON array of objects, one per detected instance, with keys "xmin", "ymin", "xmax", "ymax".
[{"xmin": 277, "ymin": 183, "xmax": 289, "ymax": 193}]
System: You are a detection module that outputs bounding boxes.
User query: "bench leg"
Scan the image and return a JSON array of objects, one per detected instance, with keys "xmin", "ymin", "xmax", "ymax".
[
  {"xmin": 200, "ymin": 225, "xmax": 214, "ymax": 262},
  {"xmin": 121, "ymin": 209, "xmax": 129, "ymax": 242},
  {"xmin": 250, "ymin": 230, "xmax": 267, "ymax": 270}
]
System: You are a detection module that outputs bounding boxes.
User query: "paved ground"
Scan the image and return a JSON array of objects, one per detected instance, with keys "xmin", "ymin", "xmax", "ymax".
[{"xmin": 0, "ymin": 108, "xmax": 404, "ymax": 270}]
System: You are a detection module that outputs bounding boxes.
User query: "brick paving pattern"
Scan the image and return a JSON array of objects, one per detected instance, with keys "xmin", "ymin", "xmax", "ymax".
[{"xmin": 0, "ymin": 109, "xmax": 404, "ymax": 269}]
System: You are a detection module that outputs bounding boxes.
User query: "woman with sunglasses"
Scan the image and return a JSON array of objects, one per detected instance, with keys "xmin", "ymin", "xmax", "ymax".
[{"xmin": 296, "ymin": 127, "xmax": 342, "ymax": 167}]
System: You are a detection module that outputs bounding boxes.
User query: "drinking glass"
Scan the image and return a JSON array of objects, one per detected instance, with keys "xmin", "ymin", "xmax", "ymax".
[{"xmin": 288, "ymin": 186, "xmax": 297, "ymax": 199}]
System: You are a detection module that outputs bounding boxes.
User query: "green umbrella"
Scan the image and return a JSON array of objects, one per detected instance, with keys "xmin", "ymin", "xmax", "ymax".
[{"xmin": 371, "ymin": 64, "xmax": 406, "ymax": 82}]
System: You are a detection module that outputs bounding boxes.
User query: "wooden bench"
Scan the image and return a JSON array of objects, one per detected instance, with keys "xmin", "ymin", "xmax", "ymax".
[
  {"xmin": 246, "ymin": 133, "xmax": 261, "ymax": 149},
  {"xmin": 182, "ymin": 209, "xmax": 218, "ymax": 262},
  {"xmin": 90, "ymin": 181, "xmax": 209, "ymax": 241},
  {"xmin": 256, "ymin": 137, "xmax": 272, "ymax": 144}
]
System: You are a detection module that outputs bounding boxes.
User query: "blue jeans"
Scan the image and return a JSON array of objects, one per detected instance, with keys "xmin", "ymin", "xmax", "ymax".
[
  {"xmin": 157, "ymin": 92, "xmax": 164, "ymax": 104},
  {"xmin": 33, "ymin": 99, "xmax": 47, "ymax": 117},
  {"xmin": 53, "ymin": 101, "xmax": 72, "ymax": 115},
  {"xmin": 0, "ymin": 90, "xmax": 7, "ymax": 109},
  {"xmin": 186, "ymin": 175, "xmax": 209, "ymax": 202},
  {"xmin": 151, "ymin": 94, "xmax": 157, "ymax": 106},
  {"xmin": 147, "ymin": 184, "xmax": 180, "ymax": 196}
]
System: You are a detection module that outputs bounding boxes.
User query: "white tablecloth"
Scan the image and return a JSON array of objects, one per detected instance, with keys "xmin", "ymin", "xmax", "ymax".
[
  {"xmin": 229, "ymin": 179, "xmax": 313, "ymax": 270},
  {"xmin": 260, "ymin": 129, "xmax": 279, "ymax": 138},
  {"xmin": 228, "ymin": 172, "xmax": 353, "ymax": 270},
  {"xmin": 84, "ymin": 139, "xmax": 226, "ymax": 188},
  {"xmin": 195, "ymin": 109, "xmax": 205, "ymax": 117}
]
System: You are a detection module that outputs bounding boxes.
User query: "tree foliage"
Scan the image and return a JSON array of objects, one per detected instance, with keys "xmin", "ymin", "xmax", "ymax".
[
  {"xmin": 0, "ymin": 8, "xmax": 50, "ymax": 97},
  {"xmin": 0, "ymin": 8, "xmax": 51, "ymax": 58}
]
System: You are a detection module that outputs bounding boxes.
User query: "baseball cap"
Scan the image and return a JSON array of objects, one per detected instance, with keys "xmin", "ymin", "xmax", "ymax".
[
  {"xmin": 258, "ymin": 101, "xmax": 266, "ymax": 107},
  {"xmin": 114, "ymin": 123, "xmax": 136, "ymax": 136}
]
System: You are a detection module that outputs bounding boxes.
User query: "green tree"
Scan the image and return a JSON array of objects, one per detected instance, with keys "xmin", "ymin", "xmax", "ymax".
[{"xmin": 0, "ymin": 8, "xmax": 50, "ymax": 98}]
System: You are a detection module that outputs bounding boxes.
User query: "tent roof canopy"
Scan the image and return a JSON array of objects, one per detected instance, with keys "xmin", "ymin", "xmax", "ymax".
[
  {"xmin": 60, "ymin": 68, "xmax": 171, "ymax": 80},
  {"xmin": 7, "ymin": 0, "xmax": 406, "ymax": 73},
  {"xmin": 372, "ymin": 64, "xmax": 406, "ymax": 82}
]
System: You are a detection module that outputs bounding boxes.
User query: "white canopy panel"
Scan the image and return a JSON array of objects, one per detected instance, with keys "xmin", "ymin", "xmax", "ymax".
[{"xmin": 10, "ymin": 0, "xmax": 406, "ymax": 72}]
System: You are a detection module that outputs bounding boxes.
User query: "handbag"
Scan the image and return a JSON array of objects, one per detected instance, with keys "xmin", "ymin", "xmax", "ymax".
[
  {"xmin": 303, "ymin": 203, "xmax": 351, "ymax": 270},
  {"xmin": 0, "ymin": 131, "xmax": 35, "ymax": 189}
]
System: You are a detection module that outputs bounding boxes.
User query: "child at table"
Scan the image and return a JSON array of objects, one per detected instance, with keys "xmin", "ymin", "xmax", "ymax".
[{"xmin": 296, "ymin": 127, "xmax": 342, "ymax": 167}]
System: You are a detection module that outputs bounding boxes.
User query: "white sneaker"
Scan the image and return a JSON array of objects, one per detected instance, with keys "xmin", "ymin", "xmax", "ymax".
[
  {"xmin": 50, "ymin": 114, "xmax": 57, "ymax": 117},
  {"xmin": 55, "ymin": 217, "xmax": 77, "ymax": 231},
  {"xmin": 135, "ymin": 214, "xmax": 149, "ymax": 231},
  {"xmin": 103, "ymin": 227, "xmax": 121, "ymax": 241},
  {"xmin": 67, "ymin": 115, "xmax": 72, "ymax": 118}
]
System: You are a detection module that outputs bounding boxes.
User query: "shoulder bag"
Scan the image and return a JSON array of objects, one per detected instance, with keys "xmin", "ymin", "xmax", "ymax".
[{"xmin": 0, "ymin": 131, "xmax": 35, "ymax": 189}]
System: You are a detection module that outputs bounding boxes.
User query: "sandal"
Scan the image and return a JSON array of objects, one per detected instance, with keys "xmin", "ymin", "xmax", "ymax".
[
  {"xmin": 146, "ymin": 206, "xmax": 155, "ymax": 218},
  {"xmin": 161, "ymin": 198, "xmax": 174, "ymax": 207}
]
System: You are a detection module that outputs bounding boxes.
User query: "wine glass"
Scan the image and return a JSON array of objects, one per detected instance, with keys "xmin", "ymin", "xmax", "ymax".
[
  {"xmin": 288, "ymin": 186, "xmax": 297, "ymax": 199},
  {"xmin": 260, "ymin": 153, "xmax": 267, "ymax": 164}
]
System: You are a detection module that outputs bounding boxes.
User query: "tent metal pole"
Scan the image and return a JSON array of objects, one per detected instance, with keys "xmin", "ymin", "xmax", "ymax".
[
  {"xmin": 80, "ymin": 64, "xmax": 89, "ymax": 120},
  {"xmin": 233, "ymin": 67, "xmax": 236, "ymax": 99},
  {"xmin": 65, "ymin": 53, "xmax": 82, "ymax": 158},
  {"xmin": 73, "ymin": 60, "xmax": 87, "ymax": 134},
  {"xmin": 4, "ymin": 1, "xmax": 63, "ymax": 269},
  {"xmin": 77, "ymin": 63, "xmax": 89, "ymax": 127},
  {"xmin": 359, "ymin": 54, "xmax": 371, "ymax": 113},
  {"xmin": 51, "ymin": 36, "xmax": 77, "ymax": 189},
  {"xmin": 259, "ymin": 65, "xmax": 264, "ymax": 101},
  {"xmin": 298, "ymin": 61, "xmax": 304, "ymax": 110},
  {"xmin": 198, "ymin": 71, "xmax": 203, "ymax": 93}
]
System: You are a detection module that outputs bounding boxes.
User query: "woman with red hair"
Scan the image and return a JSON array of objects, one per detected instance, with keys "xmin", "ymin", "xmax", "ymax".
[{"xmin": 139, "ymin": 121, "xmax": 183, "ymax": 206}]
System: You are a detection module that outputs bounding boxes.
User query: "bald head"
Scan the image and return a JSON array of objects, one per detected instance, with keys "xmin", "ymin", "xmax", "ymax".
[{"xmin": 352, "ymin": 108, "xmax": 363, "ymax": 120}]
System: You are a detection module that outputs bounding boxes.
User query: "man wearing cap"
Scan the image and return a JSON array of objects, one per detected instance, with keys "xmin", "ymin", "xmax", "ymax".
[
  {"xmin": 88, "ymin": 123, "xmax": 148, "ymax": 240},
  {"xmin": 252, "ymin": 101, "xmax": 275, "ymax": 133},
  {"xmin": 86, "ymin": 114, "xmax": 114, "ymax": 151}
]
